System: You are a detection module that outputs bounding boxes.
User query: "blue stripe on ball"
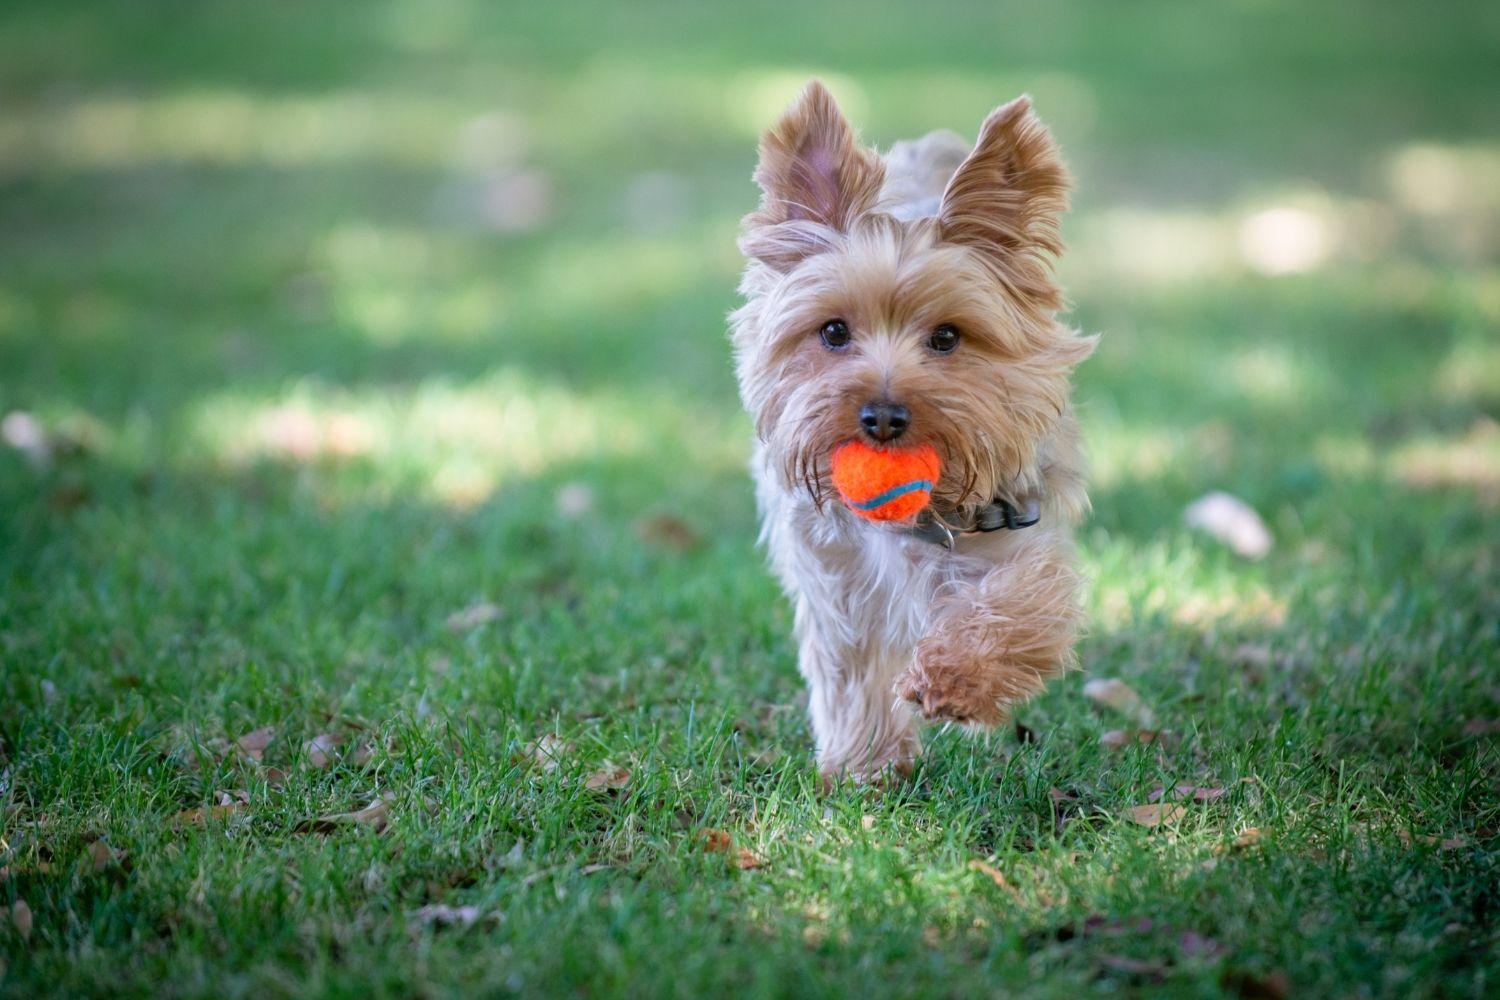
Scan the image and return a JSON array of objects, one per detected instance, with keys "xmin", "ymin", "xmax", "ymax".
[{"xmin": 850, "ymin": 480, "xmax": 934, "ymax": 511}]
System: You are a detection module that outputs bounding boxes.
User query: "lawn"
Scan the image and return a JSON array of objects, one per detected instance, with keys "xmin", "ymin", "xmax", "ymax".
[{"xmin": 2, "ymin": 1, "xmax": 1498, "ymax": 996}]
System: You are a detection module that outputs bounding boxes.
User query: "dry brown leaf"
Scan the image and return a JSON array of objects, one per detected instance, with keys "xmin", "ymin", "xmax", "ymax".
[
  {"xmin": 523, "ymin": 734, "xmax": 569, "ymax": 772},
  {"xmin": 635, "ymin": 513, "xmax": 701, "ymax": 551},
  {"xmin": 735, "ymin": 847, "xmax": 765, "ymax": 870},
  {"xmin": 1462, "ymin": 719, "xmax": 1500, "ymax": 737},
  {"xmin": 171, "ymin": 803, "xmax": 245, "ymax": 828},
  {"xmin": 700, "ymin": 829, "xmax": 732, "ymax": 853},
  {"xmin": 235, "ymin": 726, "xmax": 276, "ymax": 762},
  {"xmin": 584, "ymin": 763, "xmax": 630, "ymax": 792},
  {"xmin": 967, "ymin": 859, "xmax": 1018, "ymax": 894},
  {"xmin": 410, "ymin": 904, "xmax": 482, "ymax": 928},
  {"xmin": 1149, "ymin": 783, "xmax": 1226, "ymax": 803},
  {"xmin": 9, "ymin": 899, "xmax": 31, "ymax": 941},
  {"xmin": 217, "ymin": 789, "xmax": 251, "ymax": 807},
  {"xmin": 1230, "ymin": 828, "xmax": 1263, "ymax": 850},
  {"xmin": 1125, "ymin": 803, "xmax": 1187, "ymax": 828},
  {"xmin": 84, "ymin": 839, "xmax": 126, "ymax": 873},
  {"xmin": 1100, "ymin": 729, "xmax": 1163, "ymax": 750},
  {"xmin": 861, "ymin": 814, "xmax": 877, "ymax": 831},
  {"xmin": 1184, "ymin": 490, "xmax": 1273, "ymax": 559},
  {"xmin": 446, "ymin": 601, "xmax": 503, "ymax": 631},
  {"xmin": 1083, "ymin": 679, "xmax": 1156, "ymax": 728},
  {"xmin": 304, "ymin": 733, "xmax": 343, "ymax": 769},
  {"xmin": 296, "ymin": 793, "xmax": 393, "ymax": 834}
]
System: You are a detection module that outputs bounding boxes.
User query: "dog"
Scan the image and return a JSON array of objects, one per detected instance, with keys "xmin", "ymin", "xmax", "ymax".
[{"xmin": 730, "ymin": 81, "xmax": 1096, "ymax": 781}]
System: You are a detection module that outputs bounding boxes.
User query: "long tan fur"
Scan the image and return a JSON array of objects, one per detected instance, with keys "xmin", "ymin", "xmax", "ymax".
[{"xmin": 731, "ymin": 80, "xmax": 1096, "ymax": 780}]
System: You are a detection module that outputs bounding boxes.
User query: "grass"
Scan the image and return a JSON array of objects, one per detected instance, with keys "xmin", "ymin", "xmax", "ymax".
[{"xmin": 2, "ymin": 1, "xmax": 1498, "ymax": 996}]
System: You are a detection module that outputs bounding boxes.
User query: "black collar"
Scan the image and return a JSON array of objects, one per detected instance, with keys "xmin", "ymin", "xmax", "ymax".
[{"xmin": 905, "ymin": 495, "xmax": 1041, "ymax": 549}]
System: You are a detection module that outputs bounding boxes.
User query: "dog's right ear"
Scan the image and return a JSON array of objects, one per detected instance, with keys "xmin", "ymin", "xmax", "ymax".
[{"xmin": 740, "ymin": 80, "xmax": 885, "ymax": 271}]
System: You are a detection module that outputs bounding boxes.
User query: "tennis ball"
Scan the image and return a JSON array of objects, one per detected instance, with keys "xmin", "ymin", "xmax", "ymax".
[{"xmin": 830, "ymin": 440, "xmax": 941, "ymax": 522}]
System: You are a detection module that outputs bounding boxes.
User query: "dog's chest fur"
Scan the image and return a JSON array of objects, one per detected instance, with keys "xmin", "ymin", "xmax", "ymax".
[{"xmin": 752, "ymin": 445, "xmax": 990, "ymax": 657}]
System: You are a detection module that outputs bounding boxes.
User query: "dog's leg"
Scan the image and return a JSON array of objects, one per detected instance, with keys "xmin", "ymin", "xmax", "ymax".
[
  {"xmin": 797, "ymin": 609, "xmax": 920, "ymax": 781},
  {"xmin": 894, "ymin": 531, "xmax": 1083, "ymax": 726}
]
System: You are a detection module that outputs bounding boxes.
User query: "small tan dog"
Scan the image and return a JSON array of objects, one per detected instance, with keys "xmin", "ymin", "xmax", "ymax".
[{"xmin": 731, "ymin": 81, "xmax": 1096, "ymax": 781}]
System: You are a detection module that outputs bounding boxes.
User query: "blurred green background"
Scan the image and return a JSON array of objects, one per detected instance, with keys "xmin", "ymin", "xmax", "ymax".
[{"xmin": 1, "ymin": 2, "xmax": 1498, "ymax": 996}]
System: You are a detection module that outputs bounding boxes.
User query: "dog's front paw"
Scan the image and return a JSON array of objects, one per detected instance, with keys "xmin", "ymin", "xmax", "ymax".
[{"xmin": 895, "ymin": 643, "xmax": 1012, "ymax": 727}]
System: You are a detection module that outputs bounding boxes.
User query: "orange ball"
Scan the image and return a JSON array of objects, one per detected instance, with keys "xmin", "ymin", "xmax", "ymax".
[{"xmin": 830, "ymin": 440, "xmax": 941, "ymax": 522}]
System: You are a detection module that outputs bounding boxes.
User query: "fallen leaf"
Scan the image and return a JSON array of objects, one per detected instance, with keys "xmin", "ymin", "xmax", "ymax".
[
  {"xmin": 1149, "ymin": 783, "xmax": 1226, "ymax": 803},
  {"xmin": 1462, "ymin": 719, "xmax": 1500, "ymax": 737},
  {"xmin": 1100, "ymin": 729, "xmax": 1163, "ymax": 750},
  {"xmin": 410, "ymin": 904, "xmax": 482, "ymax": 928},
  {"xmin": 968, "ymin": 859, "xmax": 1017, "ymax": 894},
  {"xmin": 554, "ymin": 482, "xmax": 596, "ymax": 518},
  {"xmin": 2, "ymin": 411, "xmax": 52, "ymax": 468},
  {"xmin": 861, "ymin": 814, "xmax": 877, "ymax": 831},
  {"xmin": 304, "ymin": 733, "xmax": 343, "ymax": 769},
  {"xmin": 1231, "ymin": 643, "xmax": 1275, "ymax": 671},
  {"xmin": 84, "ymin": 839, "xmax": 128, "ymax": 873},
  {"xmin": 700, "ymin": 829, "xmax": 732, "ymax": 853},
  {"xmin": 9, "ymin": 899, "xmax": 31, "ymax": 941},
  {"xmin": 235, "ymin": 726, "xmax": 276, "ymax": 762},
  {"xmin": 1230, "ymin": 828, "xmax": 1263, "ymax": 850},
  {"xmin": 216, "ymin": 789, "xmax": 251, "ymax": 807},
  {"xmin": 584, "ymin": 763, "xmax": 630, "ymax": 792},
  {"xmin": 1124, "ymin": 803, "xmax": 1187, "ymax": 828},
  {"xmin": 1440, "ymin": 836, "xmax": 1468, "ymax": 851},
  {"xmin": 446, "ymin": 601, "xmax": 503, "ymax": 631},
  {"xmin": 171, "ymin": 803, "xmax": 245, "ymax": 828},
  {"xmin": 1184, "ymin": 490, "xmax": 1273, "ymax": 559},
  {"xmin": 1083, "ymin": 679, "xmax": 1156, "ymax": 728},
  {"xmin": 296, "ymin": 793, "xmax": 393, "ymax": 834},
  {"xmin": 735, "ymin": 848, "xmax": 765, "ymax": 870},
  {"xmin": 635, "ymin": 513, "xmax": 701, "ymax": 551},
  {"xmin": 522, "ymin": 734, "xmax": 569, "ymax": 772}
]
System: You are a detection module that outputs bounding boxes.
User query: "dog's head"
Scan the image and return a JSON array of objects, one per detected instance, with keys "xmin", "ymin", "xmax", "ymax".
[{"xmin": 731, "ymin": 81, "xmax": 1095, "ymax": 510}]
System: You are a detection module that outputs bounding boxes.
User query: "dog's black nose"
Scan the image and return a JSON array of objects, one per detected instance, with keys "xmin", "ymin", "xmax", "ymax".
[{"xmin": 859, "ymin": 401, "xmax": 910, "ymax": 442}]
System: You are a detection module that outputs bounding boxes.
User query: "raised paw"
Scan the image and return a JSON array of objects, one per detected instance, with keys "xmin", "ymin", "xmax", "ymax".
[{"xmin": 894, "ymin": 653, "xmax": 1011, "ymax": 727}]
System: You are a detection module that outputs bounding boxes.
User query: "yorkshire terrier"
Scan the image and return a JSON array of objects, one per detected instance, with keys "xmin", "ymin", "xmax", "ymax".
[{"xmin": 731, "ymin": 81, "xmax": 1096, "ymax": 781}]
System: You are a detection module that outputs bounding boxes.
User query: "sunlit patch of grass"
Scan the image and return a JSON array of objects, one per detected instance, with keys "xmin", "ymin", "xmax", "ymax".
[
  {"xmin": 1223, "ymin": 343, "xmax": 1329, "ymax": 405},
  {"xmin": 1388, "ymin": 417, "xmax": 1500, "ymax": 502},
  {"xmin": 188, "ymin": 368, "xmax": 746, "ymax": 507},
  {"xmin": 1088, "ymin": 538, "xmax": 1287, "ymax": 633},
  {"xmin": 0, "ymin": 90, "xmax": 526, "ymax": 172}
]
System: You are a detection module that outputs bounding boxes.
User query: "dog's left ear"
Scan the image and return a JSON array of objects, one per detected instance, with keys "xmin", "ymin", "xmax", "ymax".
[
  {"xmin": 741, "ymin": 80, "xmax": 886, "ymax": 271},
  {"xmin": 938, "ymin": 96, "xmax": 1069, "ymax": 300}
]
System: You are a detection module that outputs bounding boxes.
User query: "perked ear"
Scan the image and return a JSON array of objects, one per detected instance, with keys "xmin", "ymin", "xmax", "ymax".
[
  {"xmin": 938, "ymin": 96, "xmax": 1069, "ymax": 296},
  {"xmin": 740, "ymin": 80, "xmax": 886, "ymax": 271}
]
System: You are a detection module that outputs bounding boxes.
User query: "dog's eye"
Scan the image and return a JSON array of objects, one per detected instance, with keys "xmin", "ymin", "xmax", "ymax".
[
  {"xmin": 818, "ymin": 319, "xmax": 851, "ymax": 350},
  {"xmin": 928, "ymin": 324, "xmax": 960, "ymax": 353}
]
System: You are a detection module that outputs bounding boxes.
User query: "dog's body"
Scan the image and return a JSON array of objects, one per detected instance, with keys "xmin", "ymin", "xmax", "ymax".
[{"xmin": 731, "ymin": 83, "xmax": 1096, "ymax": 780}]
